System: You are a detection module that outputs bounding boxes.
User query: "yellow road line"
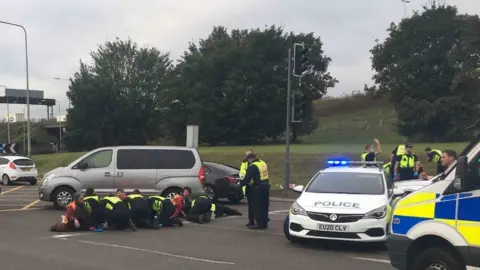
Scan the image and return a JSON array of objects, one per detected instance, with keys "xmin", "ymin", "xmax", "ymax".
[
  {"xmin": 0, "ymin": 186, "xmax": 24, "ymax": 195},
  {"xmin": 21, "ymin": 199, "xmax": 40, "ymax": 210}
]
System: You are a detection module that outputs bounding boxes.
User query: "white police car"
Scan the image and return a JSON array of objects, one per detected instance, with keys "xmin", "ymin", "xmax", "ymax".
[{"xmin": 284, "ymin": 160, "xmax": 393, "ymax": 243}]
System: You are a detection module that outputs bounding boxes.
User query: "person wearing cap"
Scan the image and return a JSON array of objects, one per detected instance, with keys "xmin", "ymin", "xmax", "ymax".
[
  {"xmin": 361, "ymin": 138, "xmax": 382, "ymax": 162},
  {"xmin": 424, "ymin": 147, "xmax": 443, "ymax": 174},
  {"xmin": 394, "ymin": 143, "xmax": 420, "ymax": 181},
  {"xmin": 239, "ymin": 153, "xmax": 270, "ymax": 229}
]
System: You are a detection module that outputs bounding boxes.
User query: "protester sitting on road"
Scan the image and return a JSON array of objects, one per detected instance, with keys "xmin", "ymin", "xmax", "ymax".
[
  {"xmin": 84, "ymin": 187, "xmax": 106, "ymax": 228},
  {"xmin": 50, "ymin": 192, "xmax": 95, "ymax": 232},
  {"xmin": 124, "ymin": 189, "xmax": 152, "ymax": 228},
  {"xmin": 100, "ymin": 189, "xmax": 136, "ymax": 231},
  {"xmin": 181, "ymin": 187, "xmax": 242, "ymax": 223}
]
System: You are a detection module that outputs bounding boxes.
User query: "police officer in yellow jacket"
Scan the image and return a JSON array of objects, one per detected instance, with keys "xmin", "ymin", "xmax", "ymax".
[
  {"xmin": 239, "ymin": 153, "xmax": 270, "ymax": 230},
  {"xmin": 83, "ymin": 187, "xmax": 106, "ymax": 227},
  {"xmin": 394, "ymin": 143, "xmax": 420, "ymax": 181},
  {"xmin": 124, "ymin": 189, "xmax": 151, "ymax": 228},
  {"xmin": 424, "ymin": 147, "xmax": 443, "ymax": 174},
  {"xmin": 100, "ymin": 189, "xmax": 136, "ymax": 231},
  {"xmin": 240, "ymin": 149, "xmax": 255, "ymax": 227},
  {"xmin": 361, "ymin": 138, "xmax": 382, "ymax": 162}
]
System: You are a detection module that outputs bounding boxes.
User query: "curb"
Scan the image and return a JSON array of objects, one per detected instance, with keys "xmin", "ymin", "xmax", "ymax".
[{"xmin": 270, "ymin": 197, "xmax": 296, "ymax": 202}]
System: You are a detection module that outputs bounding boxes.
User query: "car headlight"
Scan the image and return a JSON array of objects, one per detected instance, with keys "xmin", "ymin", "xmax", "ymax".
[
  {"xmin": 42, "ymin": 173, "xmax": 56, "ymax": 186},
  {"xmin": 363, "ymin": 205, "xmax": 387, "ymax": 219},
  {"xmin": 290, "ymin": 201, "xmax": 307, "ymax": 216}
]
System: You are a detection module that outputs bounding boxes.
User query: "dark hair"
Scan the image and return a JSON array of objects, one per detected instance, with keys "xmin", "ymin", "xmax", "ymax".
[
  {"xmin": 132, "ymin": 189, "xmax": 141, "ymax": 194},
  {"xmin": 246, "ymin": 153, "xmax": 257, "ymax": 160},
  {"xmin": 442, "ymin": 149, "xmax": 457, "ymax": 159},
  {"xmin": 425, "ymin": 147, "xmax": 432, "ymax": 152},
  {"xmin": 116, "ymin": 188, "xmax": 125, "ymax": 193},
  {"xmin": 85, "ymin": 187, "xmax": 95, "ymax": 196},
  {"xmin": 73, "ymin": 192, "xmax": 83, "ymax": 203},
  {"xmin": 365, "ymin": 144, "xmax": 372, "ymax": 151},
  {"xmin": 183, "ymin": 186, "xmax": 192, "ymax": 194}
]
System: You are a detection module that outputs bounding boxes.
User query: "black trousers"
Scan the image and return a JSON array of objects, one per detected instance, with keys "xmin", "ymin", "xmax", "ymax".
[
  {"xmin": 255, "ymin": 182, "xmax": 270, "ymax": 227},
  {"xmin": 245, "ymin": 186, "xmax": 256, "ymax": 225}
]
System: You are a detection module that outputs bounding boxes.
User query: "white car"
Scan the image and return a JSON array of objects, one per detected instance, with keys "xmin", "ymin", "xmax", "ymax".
[
  {"xmin": 0, "ymin": 156, "xmax": 38, "ymax": 186},
  {"xmin": 284, "ymin": 160, "xmax": 393, "ymax": 243}
]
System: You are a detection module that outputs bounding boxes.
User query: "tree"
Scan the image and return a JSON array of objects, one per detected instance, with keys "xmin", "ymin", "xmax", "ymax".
[
  {"xmin": 371, "ymin": 4, "xmax": 480, "ymax": 141},
  {"xmin": 65, "ymin": 38, "xmax": 171, "ymax": 151},
  {"xmin": 165, "ymin": 26, "xmax": 337, "ymax": 145}
]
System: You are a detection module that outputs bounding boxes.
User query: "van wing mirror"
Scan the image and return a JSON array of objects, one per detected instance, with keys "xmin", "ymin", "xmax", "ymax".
[{"xmin": 77, "ymin": 162, "xmax": 88, "ymax": 170}]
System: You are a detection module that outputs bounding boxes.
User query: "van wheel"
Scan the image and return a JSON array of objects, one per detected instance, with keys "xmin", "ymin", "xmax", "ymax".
[
  {"xmin": 412, "ymin": 247, "xmax": 464, "ymax": 270},
  {"xmin": 283, "ymin": 216, "xmax": 301, "ymax": 243},
  {"xmin": 52, "ymin": 187, "xmax": 75, "ymax": 210},
  {"xmin": 2, "ymin": 174, "xmax": 11, "ymax": 186},
  {"xmin": 162, "ymin": 187, "xmax": 182, "ymax": 200},
  {"xmin": 29, "ymin": 178, "xmax": 37, "ymax": 186}
]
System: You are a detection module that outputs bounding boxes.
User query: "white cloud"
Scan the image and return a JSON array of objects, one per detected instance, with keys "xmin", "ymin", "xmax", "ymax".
[{"xmin": 0, "ymin": 0, "xmax": 478, "ymax": 119}]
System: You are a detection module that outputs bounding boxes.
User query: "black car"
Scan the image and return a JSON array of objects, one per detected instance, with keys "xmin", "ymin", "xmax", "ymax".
[{"xmin": 203, "ymin": 161, "xmax": 243, "ymax": 203}]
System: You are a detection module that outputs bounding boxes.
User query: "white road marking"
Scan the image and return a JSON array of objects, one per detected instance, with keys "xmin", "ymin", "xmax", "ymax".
[
  {"xmin": 351, "ymin": 256, "xmax": 390, "ymax": 264},
  {"xmin": 51, "ymin": 233, "xmax": 86, "ymax": 239},
  {"xmin": 269, "ymin": 210, "xmax": 289, "ymax": 214},
  {"xmin": 188, "ymin": 223, "xmax": 283, "ymax": 236},
  {"xmin": 59, "ymin": 238, "xmax": 235, "ymax": 265}
]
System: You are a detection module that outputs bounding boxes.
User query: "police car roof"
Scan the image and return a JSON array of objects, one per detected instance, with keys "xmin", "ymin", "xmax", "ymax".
[{"xmin": 322, "ymin": 166, "xmax": 383, "ymax": 174}]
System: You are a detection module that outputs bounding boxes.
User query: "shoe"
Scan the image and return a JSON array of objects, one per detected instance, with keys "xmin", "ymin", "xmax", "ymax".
[
  {"xmin": 174, "ymin": 218, "xmax": 183, "ymax": 227},
  {"xmin": 129, "ymin": 219, "xmax": 137, "ymax": 231},
  {"xmin": 204, "ymin": 212, "xmax": 212, "ymax": 223},
  {"xmin": 248, "ymin": 224, "xmax": 268, "ymax": 230},
  {"xmin": 198, "ymin": 214, "xmax": 206, "ymax": 224},
  {"xmin": 246, "ymin": 223, "xmax": 255, "ymax": 227}
]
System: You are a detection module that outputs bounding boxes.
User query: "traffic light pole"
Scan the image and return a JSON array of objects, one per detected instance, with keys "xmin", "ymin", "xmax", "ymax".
[{"xmin": 284, "ymin": 48, "xmax": 292, "ymax": 196}]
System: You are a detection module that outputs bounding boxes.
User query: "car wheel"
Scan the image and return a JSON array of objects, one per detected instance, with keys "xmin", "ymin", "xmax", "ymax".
[
  {"xmin": 29, "ymin": 178, "xmax": 37, "ymax": 186},
  {"xmin": 204, "ymin": 185, "xmax": 217, "ymax": 201},
  {"xmin": 2, "ymin": 174, "xmax": 11, "ymax": 186},
  {"xmin": 227, "ymin": 195, "xmax": 243, "ymax": 204},
  {"xmin": 52, "ymin": 187, "xmax": 75, "ymax": 210},
  {"xmin": 412, "ymin": 247, "xmax": 464, "ymax": 270},
  {"xmin": 283, "ymin": 216, "xmax": 301, "ymax": 243},
  {"xmin": 162, "ymin": 187, "xmax": 182, "ymax": 200}
]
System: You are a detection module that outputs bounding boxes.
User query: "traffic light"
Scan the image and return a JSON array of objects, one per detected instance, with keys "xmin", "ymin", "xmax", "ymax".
[
  {"xmin": 293, "ymin": 43, "xmax": 309, "ymax": 77},
  {"xmin": 291, "ymin": 92, "xmax": 306, "ymax": 123}
]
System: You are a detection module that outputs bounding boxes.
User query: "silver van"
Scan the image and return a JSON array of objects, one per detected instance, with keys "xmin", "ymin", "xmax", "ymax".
[{"xmin": 38, "ymin": 146, "xmax": 207, "ymax": 209}]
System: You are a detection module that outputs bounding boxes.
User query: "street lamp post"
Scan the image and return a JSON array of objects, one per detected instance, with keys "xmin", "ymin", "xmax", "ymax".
[
  {"xmin": 56, "ymin": 100, "xmax": 62, "ymax": 153},
  {"xmin": 0, "ymin": 20, "xmax": 31, "ymax": 157},
  {"xmin": 401, "ymin": 0, "xmax": 410, "ymax": 18},
  {"xmin": 54, "ymin": 77, "xmax": 71, "ymax": 109}
]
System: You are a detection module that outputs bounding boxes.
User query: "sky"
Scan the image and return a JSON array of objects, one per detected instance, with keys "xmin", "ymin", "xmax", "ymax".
[{"xmin": 0, "ymin": 0, "xmax": 479, "ymax": 120}]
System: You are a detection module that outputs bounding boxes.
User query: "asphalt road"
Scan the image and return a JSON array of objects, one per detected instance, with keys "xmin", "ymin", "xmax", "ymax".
[
  {"xmin": 0, "ymin": 183, "xmax": 49, "ymax": 212},
  {"xmin": 0, "ymin": 189, "xmax": 393, "ymax": 270}
]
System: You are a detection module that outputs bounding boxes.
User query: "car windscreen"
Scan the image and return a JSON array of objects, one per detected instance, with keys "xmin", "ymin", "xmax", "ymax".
[
  {"xmin": 305, "ymin": 172, "xmax": 385, "ymax": 195},
  {"xmin": 205, "ymin": 162, "xmax": 239, "ymax": 175},
  {"xmin": 12, "ymin": 159, "xmax": 35, "ymax": 166}
]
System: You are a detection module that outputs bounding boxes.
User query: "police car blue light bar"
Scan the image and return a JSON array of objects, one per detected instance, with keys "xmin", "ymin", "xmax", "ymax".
[{"xmin": 325, "ymin": 159, "xmax": 384, "ymax": 166}]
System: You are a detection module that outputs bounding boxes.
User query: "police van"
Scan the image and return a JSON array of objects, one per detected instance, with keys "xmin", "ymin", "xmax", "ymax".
[
  {"xmin": 284, "ymin": 160, "xmax": 394, "ymax": 243},
  {"xmin": 388, "ymin": 133, "xmax": 480, "ymax": 270}
]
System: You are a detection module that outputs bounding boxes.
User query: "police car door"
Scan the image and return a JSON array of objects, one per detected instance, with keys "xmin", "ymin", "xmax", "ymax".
[{"xmin": 455, "ymin": 152, "xmax": 480, "ymax": 264}]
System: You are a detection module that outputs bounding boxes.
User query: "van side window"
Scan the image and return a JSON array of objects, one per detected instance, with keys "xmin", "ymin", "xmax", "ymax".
[
  {"xmin": 117, "ymin": 149, "xmax": 157, "ymax": 170},
  {"xmin": 82, "ymin": 150, "xmax": 113, "ymax": 169},
  {"xmin": 157, "ymin": 149, "xmax": 195, "ymax": 169}
]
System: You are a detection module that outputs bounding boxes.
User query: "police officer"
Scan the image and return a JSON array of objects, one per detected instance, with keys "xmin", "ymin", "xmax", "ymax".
[
  {"xmin": 148, "ymin": 195, "xmax": 183, "ymax": 228},
  {"xmin": 361, "ymin": 138, "xmax": 382, "ymax": 162},
  {"xmin": 425, "ymin": 147, "xmax": 443, "ymax": 174},
  {"xmin": 187, "ymin": 195, "xmax": 216, "ymax": 224},
  {"xmin": 239, "ymin": 150, "xmax": 255, "ymax": 227},
  {"xmin": 383, "ymin": 162, "xmax": 391, "ymax": 176},
  {"xmin": 394, "ymin": 143, "xmax": 419, "ymax": 181},
  {"xmin": 124, "ymin": 189, "xmax": 151, "ymax": 228},
  {"xmin": 390, "ymin": 141, "xmax": 406, "ymax": 178},
  {"xmin": 83, "ymin": 187, "xmax": 106, "ymax": 228},
  {"xmin": 100, "ymin": 189, "xmax": 136, "ymax": 231},
  {"xmin": 239, "ymin": 153, "xmax": 270, "ymax": 230}
]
